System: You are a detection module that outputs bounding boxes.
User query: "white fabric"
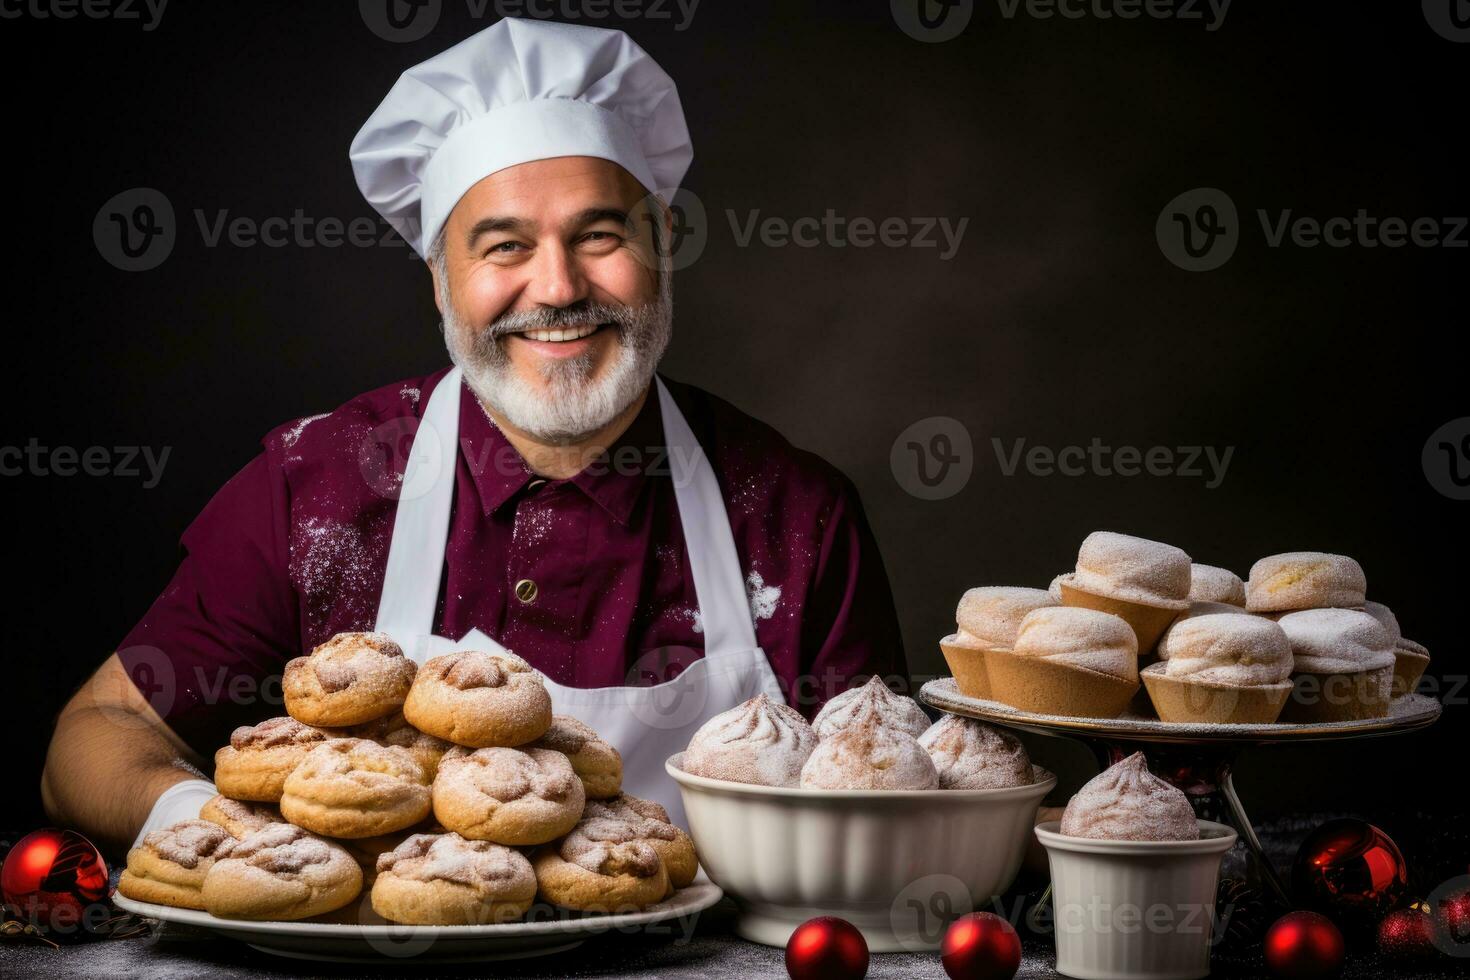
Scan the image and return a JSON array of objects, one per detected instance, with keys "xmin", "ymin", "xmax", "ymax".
[
  {"xmin": 350, "ymin": 18, "xmax": 693, "ymax": 257},
  {"xmin": 373, "ymin": 369, "xmax": 783, "ymax": 828},
  {"xmin": 132, "ymin": 778, "xmax": 217, "ymax": 847}
]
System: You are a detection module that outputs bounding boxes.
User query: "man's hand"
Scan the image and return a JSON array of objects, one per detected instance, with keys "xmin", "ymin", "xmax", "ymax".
[{"xmin": 41, "ymin": 654, "xmax": 208, "ymax": 853}]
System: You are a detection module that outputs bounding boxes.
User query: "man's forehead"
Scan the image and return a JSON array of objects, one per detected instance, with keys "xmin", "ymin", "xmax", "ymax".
[{"xmin": 452, "ymin": 156, "xmax": 647, "ymax": 225}]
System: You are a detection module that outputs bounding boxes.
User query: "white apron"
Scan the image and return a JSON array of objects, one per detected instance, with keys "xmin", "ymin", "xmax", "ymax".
[{"xmin": 373, "ymin": 367, "xmax": 785, "ymax": 828}]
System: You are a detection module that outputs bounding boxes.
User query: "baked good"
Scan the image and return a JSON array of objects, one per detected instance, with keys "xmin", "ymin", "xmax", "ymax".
[
  {"xmin": 584, "ymin": 794, "xmax": 697, "ymax": 893},
  {"xmin": 402, "ymin": 650, "xmax": 552, "ymax": 747},
  {"xmin": 282, "ymin": 632, "xmax": 416, "ymax": 727},
  {"xmin": 199, "ymin": 795, "xmax": 282, "ymax": 838},
  {"xmin": 1276, "ymin": 608, "xmax": 1395, "ymax": 722},
  {"xmin": 370, "ymin": 832, "xmax": 536, "ymax": 924},
  {"xmin": 800, "ymin": 711, "xmax": 939, "ymax": 790},
  {"xmin": 1143, "ymin": 614, "xmax": 1294, "ymax": 723},
  {"xmin": 917, "ymin": 714, "xmax": 1034, "ymax": 789},
  {"xmin": 985, "ymin": 606, "xmax": 1140, "ymax": 718},
  {"xmin": 533, "ymin": 813, "xmax": 670, "ymax": 913},
  {"xmin": 1060, "ymin": 752, "xmax": 1198, "ymax": 841},
  {"xmin": 943, "ymin": 586, "xmax": 1059, "ymax": 698},
  {"xmin": 1363, "ymin": 601, "xmax": 1431, "ymax": 698},
  {"xmin": 526, "ymin": 714, "xmax": 623, "ymax": 799},
  {"xmin": 201, "ymin": 822, "xmax": 362, "ymax": 920},
  {"xmin": 279, "ymin": 738, "xmax": 432, "ymax": 838},
  {"xmin": 213, "ymin": 716, "xmax": 332, "ymax": 803},
  {"xmin": 1055, "ymin": 531, "xmax": 1191, "ymax": 655},
  {"xmin": 118, "ymin": 819, "xmax": 233, "ymax": 910},
  {"xmin": 681, "ymin": 693, "xmax": 817, "ymax": 787},
  {"xmin": 431, "ymin": 746, "xmax": 585, "ymax": 846},
  {"xmin": 1245, "ymin": 552, "xmax": 1366, "ymax": 613},
  {"xmin": 326, "ymin": 710, "xmax": 454, "ymax": 779},
  {"xmin": 811, "ymin": 675, "xmax": 929, "ymax": 740},
  {"xmin": 1188, "ymin": 564, "xmax": 1246, "ymax": 606}
]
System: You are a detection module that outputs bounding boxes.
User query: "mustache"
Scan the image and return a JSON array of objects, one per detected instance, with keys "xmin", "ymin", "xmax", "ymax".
[{"xmin": 485, "ymin": 301, "xmax": 642, "ymax": 341}]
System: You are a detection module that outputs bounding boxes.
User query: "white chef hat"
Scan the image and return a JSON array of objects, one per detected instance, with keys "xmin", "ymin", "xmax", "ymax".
[{"xmin": 350, "ymin": 18, "xmax": 692, "ymax": 258}]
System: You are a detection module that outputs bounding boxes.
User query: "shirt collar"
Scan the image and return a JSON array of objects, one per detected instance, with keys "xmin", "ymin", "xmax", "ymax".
[{"xmin": 457, "ymin": 375, "xmax": 665, "ymax": 526}]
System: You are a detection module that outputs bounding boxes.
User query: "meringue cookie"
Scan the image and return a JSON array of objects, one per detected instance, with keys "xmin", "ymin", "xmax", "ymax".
[
  {"xmin": 800, "ymin": 714, "xmax": 939, "ymax": 791},
  {"xmin": 1188, "ymin": 564, "xmax": 1246, "ymax": 606},
  {"xmin": 1245, "ymin": 552, "xmax": 1366, "ymax": 612},
  {"xmin": 917, "ymin": 715, "xmax": 1034, "ymax": 789},
  {"xmin": 1060, "ymin": 752, "xmax": 1198, "ymax": 842},
  {"xmin": 1158, "ymin": 614, "xmax": 1293, "ymax": 686},
  {"xmin": 812, "ymin": 675, "xmax": 929, "ymax": 740},
  {"xmin": 955, "ymin": 587, "xmax": 1059, "ymax": 648},
  {"xmin": 1061, "ymin": 531, "xmax": 1192, "ymax": 609},
  {"xmin": 1276, "ymin": 608, "xmax": 1396, "ymax": 674},
  {"xmin": 1012, "ymin": 607, "xmax": 1139, "ymax": 682},
  {"xmin": 682, "ymin": 694, "xmax": 817, "ymax": 787}
]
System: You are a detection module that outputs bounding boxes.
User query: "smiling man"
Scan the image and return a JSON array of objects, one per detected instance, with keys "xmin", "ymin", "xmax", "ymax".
[{"xmin": 41, "ymin": 18, "xmax": 905, "ymax": 847}]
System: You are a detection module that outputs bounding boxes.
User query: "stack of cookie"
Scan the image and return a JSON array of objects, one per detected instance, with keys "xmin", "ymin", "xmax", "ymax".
[{"xmin": 118, "ymin": 633, "xmax": 697, "ymax": 924}]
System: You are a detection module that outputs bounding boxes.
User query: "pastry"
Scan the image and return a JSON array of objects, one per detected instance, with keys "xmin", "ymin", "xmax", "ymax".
[
  {"xmin": 326, "ymin": 710, "xmax": 454, "ymax": 779},
  {"xmin": 402, "ymin": 650, "xmax": 553, "ymax": 748},
  {"xmin": 1188, "ymin": 564, "xmax": 1246, "ymax": 606},
  {"xmin": 1363, "ymin": 600, "xmax": 1431, "ymax": 698},
  {"xmin": 533, "ymin": 812, "xmax": 670, "ymax": 913},
  {"xmin": 584, "ymin": 794, "xmax": 698, "ymax": 893},
  {"xmin": 337, "ymin": 827, "xmax": 430, "ymax": 889},
  {"xmin": 201, "ymin": 822, "xmax": 362, "ymax": 920},
  {"xmin": 1275, "ymin": 608, "xmax": 1395, "ymax": 722},
  {"xmin": 812, "ymin": 675, "xmax": 929, "ymax": 740},
  {"xmin": 917, "ymin": 714, "xmax": 1034, "ymax": 789},
  {"xmin": 1245, "ymin": 552, "xmax": 1366, "ymax": 613},
  {"xmin": 371, "ymin": 832, "xmax": 537, "ymax": 924},
  {"xmin": 1055, "ymin": 531, "xmax": 1191, "ymax": 655},
  {"xmin": 1060, "ymin": 752, "xmax": 1198, "ymax": 842},
  {"xmin": 681, "ymin": 693, "xmax": 817, "ymax": 787},
  {"xmin": 118, "ymin": 819, "xmax": 233, "ymax": 910},
  {"xmin": 213, "ymin": 716, "xmax": 332, "ymax": 803},
  {"xmin": 526, "ymin": 714, "xmax": 623, "ymax": 799},
  {"xmin": 985, "ymin": 606, "xmax": 1140, "ymax": 718},
  {"xmin": 800, "ymin": 711, "xmax": 940, "ymax": 790},
  {"xmin": 1143, "ymin": 614, "xmax": 1294, "ymax": 724},
  {"xmin": 942, "ymin": 586, "xmax": 1059, "ymax": 698},
  {"xmin": 280, "ymin": 738, "xmax": 432, "ymax": 838},
  {"xmin": 432, "ymin": 746, "xmax": 585, "ymax": 845},
  {"xmin": 199, "ymin": 795, "xmax": 282, "ymax": 838},
  {"xmin": 282, "ymin": 631, "xmax": 417, "ymax": 727}
]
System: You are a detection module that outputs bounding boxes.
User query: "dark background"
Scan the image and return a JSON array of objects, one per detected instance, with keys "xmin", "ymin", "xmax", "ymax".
[{"xmin": 3, "ymin": 1, "xmax": 1463, "ymax": 835}]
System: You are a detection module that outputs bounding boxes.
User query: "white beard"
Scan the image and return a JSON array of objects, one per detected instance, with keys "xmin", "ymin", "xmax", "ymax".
[{"xmin": 442, "ymin": 274, "xmax": 673, "ymax": 445}]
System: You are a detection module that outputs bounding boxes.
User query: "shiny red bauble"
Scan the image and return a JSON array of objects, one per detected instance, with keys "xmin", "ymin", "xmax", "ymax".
[
  {"xmin": 1264, "ymin": 911, "xmax": 1346, "ymax": 980},
  {"xmin": 1291, "ymin": 819, "xmax": 1407, "ymax": 923},
  {"xmin": 1377, "ymin": 905, "xmax": 1438, "ymax": 962},
  {"xmin": 785, "ymin": 916, "xmax": 869, "ymax": 980},
  {"xmin": 940, "ymin": 912, "xmax": 1021, "ymax": 980},
  {"xmin": 0, "ymin": 828, "xmax": 108, "ymax": 931}
]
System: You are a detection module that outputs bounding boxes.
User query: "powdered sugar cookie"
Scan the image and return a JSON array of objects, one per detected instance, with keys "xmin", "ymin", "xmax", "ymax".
[
  {"xmin": 199, "ymin": 795, "xmax": 283, "ymax": 838},
  {"xmin": 432, "ymin": 746, "xmax": 584, "ymax": 846},
  {"xmin": 800, "ymin": 712, "xmax": 939, "ymax": 790},
  {"xmin": 812, "ymin": 676, "xmax": 929, "ymax": 740},
  {"xmin": 917, "ymin": 715, "xmax": 1034, "ymax": 790},
  {"xmin": 201, "ymin": 822, "xmax": 362, "ymax": 920},
  {"xmin": 533, "ymin": 813, "xmax": 670, "ymax": 913},
  {"xmin": 526, "ymin": 714, "xmax": 623, "ymax": 799},
  {"xmin": 118, "ymin": 819, "xmax": 233, "ymax": 910},
  {"xmin": 326, "ymin": 710, "xmax": 454, "ymax": 779},
  {"xmin": 682, "ymin": 693, "xmax": 816, "ymax": 787},
  {"xmin": 280, "ymin": 738, "xmax": 432, "ymax": 838},
  {"xmin": 213, "ymin": 716, "xmax": 332, "ymax": 803},
  {"xmin": 371, "ymin": 832, "xmax": 537, "ymax": 925},
  {"xmin": 283, "ymin": 632, "xmax": 416, "ymax": 727},
  {"xmin": 403, "ymin": 650, "xmax": 552, "ymax": 748}
]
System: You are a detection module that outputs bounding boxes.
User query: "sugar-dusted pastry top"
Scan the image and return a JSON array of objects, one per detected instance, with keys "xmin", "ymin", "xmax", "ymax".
[
  {"xmin": 1245, "ymin": 552, "xmax": 1366, "ymax": 612},
  {"xmin": 955, "ymin": 587, "xmax": 1060, "ymax": 648},
  {"xmin": 1275, "ymin": 608, "xmax": 1396, "ymax": 674},
  {"xmin": 1361, "ymin": 601, "xmax": 1402, "ymax": 646},
  {"xmin": 1158, "ymin": 614, "xmax": 1293, "ymax": 686},
  {"xmin": 1060, "ymin": 752, "xmax": 1198, "ymax": 841},
  {"xmin": 1188, "ymin": 564, "xmax": 1246, "ymax": 606},
  {"xmin": 217, "ymin": 822, "xmax": 341, "ymax": 874},
  {"xmin": 558, "ymin": 815, "xmax": 663, "ymax": 878},
  {"xmin": 1063, "ymin": 531, "xmax": 1192, "ymax": 608},
  {"xmin": 376, "ymin": 832, "xmax": 534, "ymax": 893},
  {"xmin": 812, "ymin": 675, "xmax": 930, "ymax": 740},
  {"xmin": 435, "ymin": 746, "xmax": 579, "ymax": 803},
  {"xmin": 303, "ymin": 631, "xmax": 411, "ymax": 693},
  {"xmin": 682, "ymin": 693, "xmax": 817, "ymax": 787},
  {"xmin": 800, "ymin": 712, "xmax": 939, "ymax": 790},
  {"xmin": 917, "ymin": 715, "xmax": 1034, "ymax": 789},
  {"xmin": 1012, "ymin": 606, "xmax": 1139, "ymax": 681},
  {"xmin": 140, "ymin": 820, "xmax": 233, "ymax": 868},
  {"xmin": 229, "ymin": 716, "xmax": 330, "ymax": 750}
]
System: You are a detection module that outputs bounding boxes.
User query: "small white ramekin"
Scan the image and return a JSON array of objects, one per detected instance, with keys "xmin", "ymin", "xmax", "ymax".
[
  {"xmin": 666, "ymin": 752, "xmax": 1056, "ymax": 951},
  {"xmin": 1035, "ymin": 820, "xmax": 1237, "ymax": 980}
]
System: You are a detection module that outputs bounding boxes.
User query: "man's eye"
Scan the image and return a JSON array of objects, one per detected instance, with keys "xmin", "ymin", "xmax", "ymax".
[
  {"xmin": 488, "ymin": 241, "xmax": 525, "ymax": 255},
  {"xmin": 582, "ymin": 231, "xmax": 620, "ymax": 243}
]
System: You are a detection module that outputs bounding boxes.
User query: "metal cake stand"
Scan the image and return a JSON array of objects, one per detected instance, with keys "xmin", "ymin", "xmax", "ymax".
[{"xmin": 918, "ymin": 679, "xmax": 1442, "ymax": 907}]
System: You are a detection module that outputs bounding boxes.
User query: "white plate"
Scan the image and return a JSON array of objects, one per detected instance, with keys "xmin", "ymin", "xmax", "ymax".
[{"xmin": 113, "ymin": 882, "xmax": 723, "ymax": 963}]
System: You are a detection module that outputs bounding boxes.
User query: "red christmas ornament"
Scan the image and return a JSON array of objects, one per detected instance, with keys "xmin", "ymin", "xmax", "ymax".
[
  {"xmin": 940, "ymin": 912, "xmax": 1021, "ymax": 980},
  {"xmin": 1264, "ymin": 911, "xmax": 1345, "ymax": 980},
  {"xmin": 785, "ymin": 916, "xmax": 869, "ymax": 980},
  {"xmin": 1, "ymin": 828, "xmax": 108, "ymax": 932},
  {"xmin": 1376, "ymin": 904, "xmax": 1438, "ymax": 962},
  {"xmin": 1290, "ymin": 820, "xmax": 1407, "ymax": 923}
]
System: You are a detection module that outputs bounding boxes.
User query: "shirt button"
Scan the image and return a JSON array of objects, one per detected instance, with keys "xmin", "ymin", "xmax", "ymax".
[{"xmin": 514, "ymin": 578, "xmax": 539, "ymax": 603}]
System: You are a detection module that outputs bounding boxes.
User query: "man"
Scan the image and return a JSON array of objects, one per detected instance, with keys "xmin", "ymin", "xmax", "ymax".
[{"xmin": 42, "ymin": 18, "xmax": 905, "ymax": 850}]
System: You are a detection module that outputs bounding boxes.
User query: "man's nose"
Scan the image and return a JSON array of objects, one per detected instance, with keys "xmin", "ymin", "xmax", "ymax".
[{"xmin": 523, "ymin": 243, "xmax": 589, "ymax": 309}]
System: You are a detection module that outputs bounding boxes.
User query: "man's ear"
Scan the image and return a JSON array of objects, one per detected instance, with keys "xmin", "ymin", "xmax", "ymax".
[{"xmin": 427, "ymin": 258, "xmax": 444, "ymax": 317}]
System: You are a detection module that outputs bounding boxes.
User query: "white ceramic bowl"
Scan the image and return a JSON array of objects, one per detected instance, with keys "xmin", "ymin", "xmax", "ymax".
[
  {"xmin": 666, "ymin": 752, "xmax": 1056, "ymax": 951},
  {"xmin": 1035, "ymin": 820, "xmax": 1238, "ymax": 980}
]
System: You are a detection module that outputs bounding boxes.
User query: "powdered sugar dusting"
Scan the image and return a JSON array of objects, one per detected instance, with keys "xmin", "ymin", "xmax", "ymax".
[
  {"xmin": 746, "ymin": 570, "xmax": 781, "ymax": 621},
  {"xmin": 917, "ymin": 715, "xmax": 1034, "ymax": 789},
  {"xmin": 800, "ymin": 712, "xmax": 939, "ymax": 790},
  {"xmin": 1060, "ymin": 752, "xmax": 1198, "ymax": 841},
  {"xmin": 683, "ymin": 693, "xmax": 817, "ymax": 787}
]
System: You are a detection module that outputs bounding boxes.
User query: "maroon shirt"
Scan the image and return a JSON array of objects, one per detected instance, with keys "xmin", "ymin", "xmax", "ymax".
[{"xmin": 119, "ymin": 368, "xmax": 906, "ymax": 754}]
